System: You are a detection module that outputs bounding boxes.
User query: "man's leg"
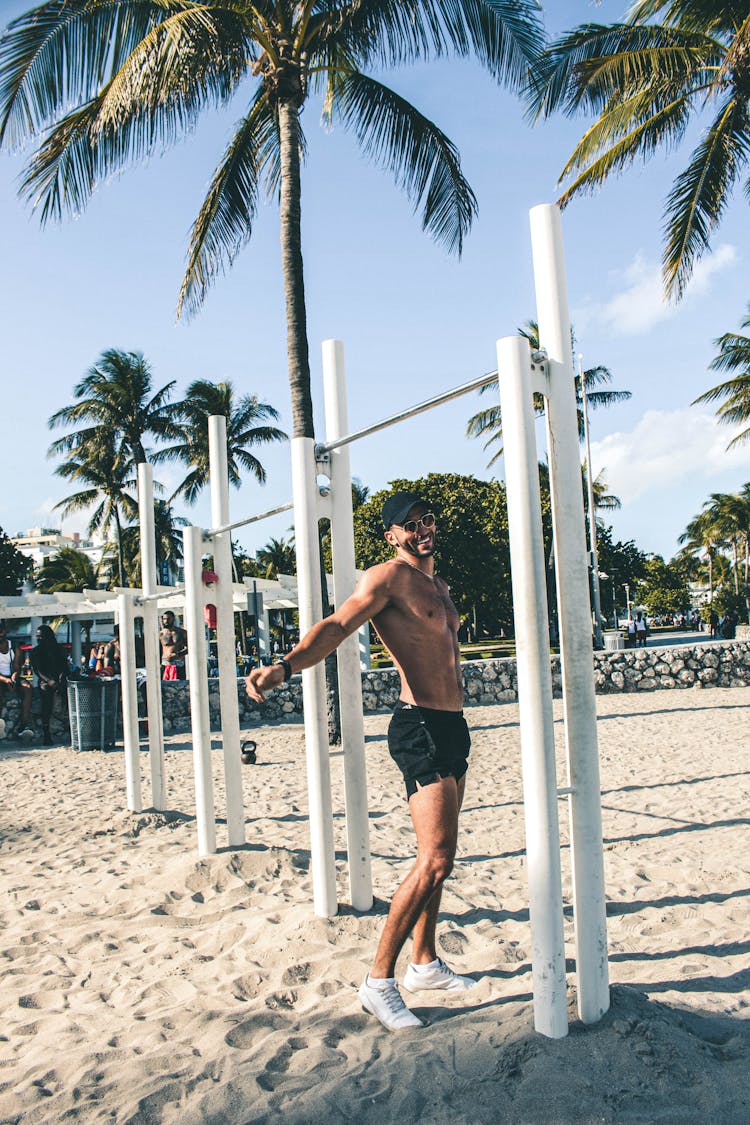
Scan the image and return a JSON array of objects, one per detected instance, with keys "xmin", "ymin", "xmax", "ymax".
[
  {"xmin": 370, "ymin": 775, "xmax": 462, "ymax": 980},
  {"xmin": 410, "ymin": 774, "xmax": 466, "ymax": 964},
  {"xmin": 19, "ymin": 683, "xmax": 32, "ymax": 724}
]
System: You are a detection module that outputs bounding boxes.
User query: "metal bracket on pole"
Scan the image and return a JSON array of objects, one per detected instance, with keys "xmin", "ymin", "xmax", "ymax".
[{"xmin": 530, "ymin": 353, "xmax": 550, "ymax": 397}]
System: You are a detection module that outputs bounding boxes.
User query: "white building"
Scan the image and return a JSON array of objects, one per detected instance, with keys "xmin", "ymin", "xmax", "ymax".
[{"xmin": 11, "ymin": 527, "xmax": 105, "ymax": 571}]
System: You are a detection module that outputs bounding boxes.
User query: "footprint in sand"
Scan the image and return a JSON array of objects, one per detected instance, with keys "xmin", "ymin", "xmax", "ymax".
[
  {"xmin": 439, "ymin": 930, "xmax": 467, "ymax": 956},
  {"xmin": 231, "ymin": 973, "xmax": 264, "ymax": 1001},
  {"xmin": 224, "ymin": 1011, "xmax": 288, "ymax": 1049},
  {"xmin": 282, "ymin": 963, "xmax": 310, "ymax": 986},
  {"xmin": 256, "ymin": 1037, "xmax": 308, "ymax": 1091},
  {"xmin": 265, "ymin": 989, "xmax": 297, "ymax": 1010}
]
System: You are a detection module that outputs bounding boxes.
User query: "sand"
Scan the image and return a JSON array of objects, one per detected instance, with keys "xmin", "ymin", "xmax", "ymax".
[{"xmin": 1, "ymin": 686, "xmax": 749, "ymax": 1124}]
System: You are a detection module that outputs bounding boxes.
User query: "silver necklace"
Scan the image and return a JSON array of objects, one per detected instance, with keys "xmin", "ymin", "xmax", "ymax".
[{"xmin": 397, "ymin": 559, "xmax": 435, "ymax": 581}]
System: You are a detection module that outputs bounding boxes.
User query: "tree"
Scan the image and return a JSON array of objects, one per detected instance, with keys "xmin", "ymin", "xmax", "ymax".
[
  {"xmin": 595, "ymin": 523, "xmax": 649, "ymax": 620},
  {"xmin": 167, "ymin": 380, "xmax": 286, "ymax": 506},
  {"xmin": 0, "ymin": 528, "xmax": 31, "ymax": 595},
  {"xmin": 583, "ymin": 462, "xmax": 621, "ymax": 515},
  {"xmin": 48, "ymin": 349, "xmax": 183, "ymax": 468},
  {"xmin": 113, "ymin": 500, "xmax": 189, "ymax": 587},
  {"xmin": 34, "ymin": 546, "xmax": 99, "ymax": 593},
  {"xmin": 638, "ymin": 555, "xmax": 691, "ymax": 617},
  {"xmin": 529, "ymin": 1, "xmax": 750, "ymax": 299},
  {"xmin": 0, "ymin": 2, "xmax": 544, "ymax": 440},
  {"xmin": 678, "ymin": 506, "xmax": 725, "ymax": 606},
  {"xmin": 354, "ymin": 474, "xmax": 513, "ymax": 638},
  {"xmin": 50, "ymin": 440, "xmax": 138, "ymax": 588},
  {"xmin": 467, "ymin": 321, "xmax": 630, "ymax": 465},
  {"xmin": 256, "ymin": 536, "xmax": 297, "ymax": 580},
  {"xmin": 694, "ymin": 305, "xmax": 750, "ymax": 449}
]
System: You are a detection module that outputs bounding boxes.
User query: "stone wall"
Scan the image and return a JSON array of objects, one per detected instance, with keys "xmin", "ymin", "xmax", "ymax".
[
  {"xmin": 3, "ymin": 639, "xmax": 748, "ymax": 739},
  {"xmin": 160, "ymin": 638, "xmax": 750, "ymax": 731}
]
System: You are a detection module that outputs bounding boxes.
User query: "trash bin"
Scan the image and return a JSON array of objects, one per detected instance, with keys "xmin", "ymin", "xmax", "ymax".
[
  {"xmin": 603, "ymin": 631, "xmax": 625, "ymax": 652},
  {"xmin": 67, "ymin": 678, "xmax": 120, "ymax": 751}
]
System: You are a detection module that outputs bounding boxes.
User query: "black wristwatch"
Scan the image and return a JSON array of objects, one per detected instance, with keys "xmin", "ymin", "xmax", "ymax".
[{"xmin": 277, "ymin": 657, "xmax": 293, "ymax": 682}]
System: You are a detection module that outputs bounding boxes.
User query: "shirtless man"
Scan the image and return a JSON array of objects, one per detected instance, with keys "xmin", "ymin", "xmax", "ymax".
[
  {"xmin": 246, "ymin": 491, "xmax": 477, "ymax": 1030},
  {"xmin": 159, "ymin": 611, "xmax": 188, "ymax": 681}
]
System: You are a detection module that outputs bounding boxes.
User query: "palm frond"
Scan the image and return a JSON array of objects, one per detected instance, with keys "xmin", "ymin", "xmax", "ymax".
[
  {"xmin": 327, "ymin": 69, "xmax": 476, "ymax": 254},
  {"xmin": 312, "ymin": 0, "xmax": 543, "ymax": 84},
  {"xmin": 13, "ymin": 5, "xmax": 248, "ymax": 221},
  {"xmin": 177, "ymin": 87, "xmax": 278, "ymax": 319},
  {"xmin": 663, "ymin": 97, "xmax": 750, "ymax": 297},
  {"xmin": 0, "ymin": 0, "xmax": 165, "ymax": 147},
  {"xmin": 557, "ymin": 90, "xmax": 694, "ymax": 205},
  {"xmin": 528, "ymin": 22, "xmax": 715, "ymax": 120}
]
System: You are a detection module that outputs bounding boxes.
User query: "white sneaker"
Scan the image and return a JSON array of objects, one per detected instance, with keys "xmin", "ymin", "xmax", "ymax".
[
  {"xmin": 358, "ymin": 976, "xmax": 426, "ymax": 1030},
  {"xmin": 403, "ymin": 957, "xmax": 477, "ymax": 993},
  {"xmin": 17, "ymin": 728, "xmax": 35, "ymax": 741}
]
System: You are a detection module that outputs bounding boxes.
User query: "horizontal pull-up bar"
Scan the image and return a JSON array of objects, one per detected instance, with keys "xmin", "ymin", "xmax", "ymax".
[
  {"xmin": 315, "ymin": 368, "xmax": 499, "ymax": 457},
  {"xmin": 315, "ymin": 348, "xmax": 549, "ymax": 459},
  {"xmin": 138, "ymin": 586, "xmax": 185, "ymax": 605},
  {"xmin": 204, "ymin": 501, "xmax": 294, "ymax": 541}
]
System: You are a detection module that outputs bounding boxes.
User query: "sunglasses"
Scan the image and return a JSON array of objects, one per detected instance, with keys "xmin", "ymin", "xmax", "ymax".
[{"xmin": 398, "ymin": 512, "xmax": 436, "ymax": 534}]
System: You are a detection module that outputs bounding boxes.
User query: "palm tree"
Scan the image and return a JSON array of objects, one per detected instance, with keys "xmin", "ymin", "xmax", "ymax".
[
  {"xmin": 48, "ymin": 349, "xmax": 183, "ymax": 468},
  {"xmin": 116, "ymin": 500, "xmax": 189, "ymax": 587},
  {"xmin": 51, "ymin": 441, "xmax": 138, "ymax": 587},
  {"xmin": 703, "ymin": 490, "xmax": 750, "ymax": 598},
  {"xmin": 167, "ymin": 380, "xmax": 286, "ymax": 505},
  {"xmin": 693, "ymin": 305, "xmax": 750, "ymax": 448},
  {"xmin": 583, "ymin": 462, "xmax": 622, "ymax": 516},
  {"xmin": 34, "ymin": 546, "xmax": 99, "ymax": 593},
  {"xmin": 467, "ymin": 321, "xmax": 630, "ymax": 465},
  {"xmin": 678, "ymin": 507, "xmax": 726, "ymax": 606},
  {"xmin": 0, "ymin": 2, "xmax": 544, "ymax": 440},
  {"xmin": 256, "ymin": 536, "xmax": 297, "ymax": 580},
  {"xmin": 528, "ymin": 1, "xmax": 750, "ymax": 299}
]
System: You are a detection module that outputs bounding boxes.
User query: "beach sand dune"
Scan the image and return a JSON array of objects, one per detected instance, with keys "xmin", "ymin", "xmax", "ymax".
[{"xmin": 1, "ymin": 687, "xmax": 749, "ymax": 1123}]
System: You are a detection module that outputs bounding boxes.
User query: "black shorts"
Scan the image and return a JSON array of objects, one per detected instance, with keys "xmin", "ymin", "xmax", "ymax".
[{"xmin": 388, "ymin": 701, "xmax": 471, "ymax": 800}]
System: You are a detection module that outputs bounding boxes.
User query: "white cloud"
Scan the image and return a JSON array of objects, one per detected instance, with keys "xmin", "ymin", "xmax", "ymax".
[
  {"xmin": 33, "ymin": 497, "xmax": 92, "ymax": 539},
  {"xmin": 590, "ymin": 408, "xmax": 750, "ymax": 505},
  {"xmin": 574, "ymin": 244, "xmax": 737, "ymax": 337}
]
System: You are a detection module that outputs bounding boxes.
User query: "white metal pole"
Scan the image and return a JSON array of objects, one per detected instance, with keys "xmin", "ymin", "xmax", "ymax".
[
  {"xmin": 578, "ymin": 355, "xmax": 604, "ymax": 649},
  {"xmin": 530, "ymin": 203, "xmax": 609, "ymax": 1024},
  {"xmin": 208, "ymin": 415, "xmax": 245, "ymax": 848},
  {"xmin": 70, "ymin": 622, "xmax": 82, "ymax": 672},
  {"xmin": 137, "ymin": 463, "xmax": 166, "ymax": 809},
  {"xmin": 258, "ymin": 610, "xmax": 270, "ymax": 662},
  {"xmin": 182, "ymin": 525, "xmax": 216, "ymax": 856},
  {"xmin": 497, "ymin": 336, "xmax": 568, "ymax": 1039},
  {"xmin": 117, "ymin": 593, "xmax": 142, "ymax": 813},
  {"xmin": 358, "ymin": 623, "xmax": 371, "ymax": 671},
  {"xmin": 290, "ymin": 436, "xmax": 338, "ymax": 918},
  {"xmin": 322, "ymin": 339, "xmax": 373, "ymax": 912}
]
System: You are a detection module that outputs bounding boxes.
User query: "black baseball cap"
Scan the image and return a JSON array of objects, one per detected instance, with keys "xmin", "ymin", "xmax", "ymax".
[{"xmin": 382, "ymin": 490, "xmax": 430, "ymax": 529}]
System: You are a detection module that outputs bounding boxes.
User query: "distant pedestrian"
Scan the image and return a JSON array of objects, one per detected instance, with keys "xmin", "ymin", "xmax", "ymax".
[
  {"xmin": 31, "ymin": 625, "xmax": 68, "ymax": 745},
  {"xmin": 0, "ymin": 620, "xmax": 33, "ymax": 739},
  {"xmin": 635, "ymin": 611, "xmax": 648, "ymax": 648}
]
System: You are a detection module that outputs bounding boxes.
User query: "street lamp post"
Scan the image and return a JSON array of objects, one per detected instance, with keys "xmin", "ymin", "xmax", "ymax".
[
  {"xmin": 579, "ymin": 353, "xmax": 604, "ymax": 649},
  {"xmin": 624, "ymin": 583, "xmax": 631, "ymax": 620}
]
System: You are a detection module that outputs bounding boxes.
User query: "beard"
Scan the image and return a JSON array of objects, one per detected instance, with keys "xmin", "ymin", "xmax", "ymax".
[{"xmin": 403, "ymin": 537, "xmax": 435, "ymax": 558}]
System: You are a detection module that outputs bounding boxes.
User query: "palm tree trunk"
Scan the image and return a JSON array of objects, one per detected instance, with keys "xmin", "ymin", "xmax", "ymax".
[
  {"xmin": 278, "ymin": 98, "xmax": 340, "ymax": 738},
  {"xmin": 278, "ymin": 100, "xmax": 314, "ymax": 439},
  {"xmin": 114, "ymin": 507, "xmax": 126, "ymax": 587}
]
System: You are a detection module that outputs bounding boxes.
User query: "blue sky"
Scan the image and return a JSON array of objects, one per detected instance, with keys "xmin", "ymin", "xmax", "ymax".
[{"xmin": 1, "ymin": 0, "xmax": 748, "ymax": 564}]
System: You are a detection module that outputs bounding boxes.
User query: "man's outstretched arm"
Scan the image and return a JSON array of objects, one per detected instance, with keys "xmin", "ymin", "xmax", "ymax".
[{"xmin": 245, "ymin": 568, "xmax": 389, "ymax": 702}]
